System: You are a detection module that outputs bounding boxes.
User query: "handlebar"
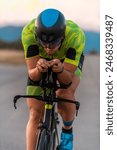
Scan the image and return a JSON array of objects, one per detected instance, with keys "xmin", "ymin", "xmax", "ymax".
[
  {"xmin": 13, "ymin": 68, "xmax": 80, "ymax": 116},
  {"xmin": 13, "ymin": 94, "xmax": 80, "ymax": 116}
]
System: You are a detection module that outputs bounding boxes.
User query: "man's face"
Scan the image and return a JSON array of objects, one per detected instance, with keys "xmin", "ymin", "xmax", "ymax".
[
  {"xmin": 44, "ymin": 44, "xmax": 61, "ymax": 55},
  {"xmin": 39, "ymin": 37, "xmax": 63, "ymax": 55}
]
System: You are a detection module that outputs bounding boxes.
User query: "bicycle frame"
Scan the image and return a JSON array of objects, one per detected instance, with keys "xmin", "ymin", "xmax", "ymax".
[{"xmin": 13, "ymin": 69, "xmax": 80, "ymax": 150}]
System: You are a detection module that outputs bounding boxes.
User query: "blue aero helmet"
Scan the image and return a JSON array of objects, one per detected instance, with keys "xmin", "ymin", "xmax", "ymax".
[{"xmin": 35, "ymin": 8, "xmax": 66, "ymax": 45}]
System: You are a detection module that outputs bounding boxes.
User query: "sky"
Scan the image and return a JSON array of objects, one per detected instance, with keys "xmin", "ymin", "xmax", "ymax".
[{"xmin": 0, "ymin": 0, "xmax": 99, "ymax": 31}]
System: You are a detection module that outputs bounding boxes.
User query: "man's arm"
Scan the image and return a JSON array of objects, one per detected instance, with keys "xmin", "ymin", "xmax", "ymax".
[
  {"xmin": 26, "ymin": 56, "xmax": 42, "ymax": 81},
  {"xmin": 49, "ymin": 59, "xmax": 77, "ymax": 85},
  {"xmin": 26, "ymin": 56, "xmax": 51, "ymax": 81},
  {"xmin": 57, "ymin": 62, "xmax": 77, "ymax": 84}
]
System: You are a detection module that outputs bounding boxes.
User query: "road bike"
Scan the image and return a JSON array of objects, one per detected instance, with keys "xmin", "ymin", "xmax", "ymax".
[{"xmin": 13, "ymin": 68, "xmax": 80, "ymax": 150}]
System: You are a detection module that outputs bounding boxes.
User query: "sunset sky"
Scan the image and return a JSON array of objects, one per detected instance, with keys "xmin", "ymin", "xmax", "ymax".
[{"xmin": 0, "ymin": 0, "xmax": 99, "ymax": 31}]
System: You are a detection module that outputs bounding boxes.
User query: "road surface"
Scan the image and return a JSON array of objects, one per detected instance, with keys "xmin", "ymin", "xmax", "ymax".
[{"xmin": 0, "ymin": 55, "xmax": 100, "ymax": 150}]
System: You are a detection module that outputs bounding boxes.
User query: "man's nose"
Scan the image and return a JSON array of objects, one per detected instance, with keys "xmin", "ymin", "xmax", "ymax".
[
  {"xmin": 44, "ymin": 46, "xmax": 51, "ymax": 51},
  {"xmin": 45, "ymin": 43, "xmax": 50, "ymax": 48}
]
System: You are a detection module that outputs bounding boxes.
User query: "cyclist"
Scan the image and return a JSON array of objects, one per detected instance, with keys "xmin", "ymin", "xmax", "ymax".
[{"xmin": 22, "ymin": 8, "xmax": 85, "ymax": 150}]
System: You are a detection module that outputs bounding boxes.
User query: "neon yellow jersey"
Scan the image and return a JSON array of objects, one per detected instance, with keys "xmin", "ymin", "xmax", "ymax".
[{"xmin": 22, "ymin": 19, "xmax": 85, "ymax": 67}]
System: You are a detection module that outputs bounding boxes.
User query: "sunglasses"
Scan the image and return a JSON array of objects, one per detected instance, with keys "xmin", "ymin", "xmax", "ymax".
[{"xmin": 39, "ymin": 38, "xmax": 62, "ymax": 49}]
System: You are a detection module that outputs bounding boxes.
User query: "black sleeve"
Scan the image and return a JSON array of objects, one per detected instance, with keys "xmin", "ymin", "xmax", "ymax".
[
  {"xmin": 26, "ymin": 45, "xmax": 39, "ymax": 58},
  {"xmin": 66, "ymin": 48, "xmax": 76, "ymax": 60}
]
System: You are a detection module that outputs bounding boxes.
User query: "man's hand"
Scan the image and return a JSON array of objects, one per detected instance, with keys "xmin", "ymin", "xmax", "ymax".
[
  {"xmin": 49, "ymin": 59, "xmax": 64, "ymax": 73},
  {"xmin": 36, "ymin": 58, "xmax": 50, "ymax": 72}
]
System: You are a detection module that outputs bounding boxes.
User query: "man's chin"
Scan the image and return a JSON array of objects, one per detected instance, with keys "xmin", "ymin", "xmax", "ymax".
[
  {"xmin": 47, "ymin": 53, "xmax": 54, "ymax": 56},
  {"xmin": 45, "ymin": 50, "xmax": 56, "ymax": 55}
]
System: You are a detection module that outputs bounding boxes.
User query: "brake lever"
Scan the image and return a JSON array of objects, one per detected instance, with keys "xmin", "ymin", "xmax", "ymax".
[{"xmin": 76, "ymin": 101, "xmax": 80, "ymax": 116}]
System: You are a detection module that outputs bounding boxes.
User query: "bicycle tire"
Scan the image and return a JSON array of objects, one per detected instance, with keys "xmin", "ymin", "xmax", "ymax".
[
  {"xmin": 50, "ymin": 129, "xmax": 56, "ymax": 150},
  {"xmin": 49, "ymin": 112, "xmax": 59, "ymax": 150},
  {"xmin": 36, "ymin": 129, "xmax": 48, "ymax": 150}
]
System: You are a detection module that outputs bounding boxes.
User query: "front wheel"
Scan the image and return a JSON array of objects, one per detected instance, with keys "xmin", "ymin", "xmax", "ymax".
[
  {"xmin": 36, "ymin": 129, "xmax": 49, "ymax": 150},
  {"xmin": 36, "ymin": 128, "xmax": 57, "ymax": 150},
  {"xmin": 50, "ymin": 129, "xmax": 57, "ymax": 150}
]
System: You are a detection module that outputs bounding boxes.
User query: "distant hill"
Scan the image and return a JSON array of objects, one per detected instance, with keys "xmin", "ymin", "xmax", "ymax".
[
  {"xmin": 84, "ymin": 31, "xmax": 100, "ymax": 54},
  {"xmin": 0, "ymin": 26, "xmax": 100, "ymax": 54},
  {"xmin": 0, "ymin": 26, "xmax": 23, "ymax": 42}
]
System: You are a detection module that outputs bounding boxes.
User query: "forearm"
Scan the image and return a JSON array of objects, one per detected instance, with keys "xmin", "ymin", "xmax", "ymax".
[
  {"xmin": 57, "ymin": 69, "xmax": 73, "ymax": 84},
  {"xmin": 28, "ymin": 67, "xmax": 42, "ymax": 81}
]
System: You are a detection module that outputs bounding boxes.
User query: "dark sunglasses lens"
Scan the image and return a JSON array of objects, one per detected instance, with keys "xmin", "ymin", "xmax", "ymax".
[
  {"xmin": 40, "ymin": 40, "xmax": 46, "ymax": 46},
  {"xmin": 51, "ymin": 38, "xmax": 61, "ymax": 45},
  {"xmin": 39, "ymin": 38, "xmax": 62, "ymax": 49}
]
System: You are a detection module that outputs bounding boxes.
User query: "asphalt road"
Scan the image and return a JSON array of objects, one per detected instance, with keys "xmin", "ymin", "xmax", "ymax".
[{"xmin": 0, "ymin": 55, "xmax": 100, "ymax": 150}]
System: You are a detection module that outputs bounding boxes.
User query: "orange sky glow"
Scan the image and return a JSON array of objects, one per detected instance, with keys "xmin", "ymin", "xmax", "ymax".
[{"xmin": 0, "ymin": 0, "xmax": 99, "ymax": 31}]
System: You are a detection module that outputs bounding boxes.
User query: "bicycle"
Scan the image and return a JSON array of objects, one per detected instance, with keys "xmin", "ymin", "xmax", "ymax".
[{"xmin": 13, "ymin": 68, "xmax": 80, "ymax": 150}]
